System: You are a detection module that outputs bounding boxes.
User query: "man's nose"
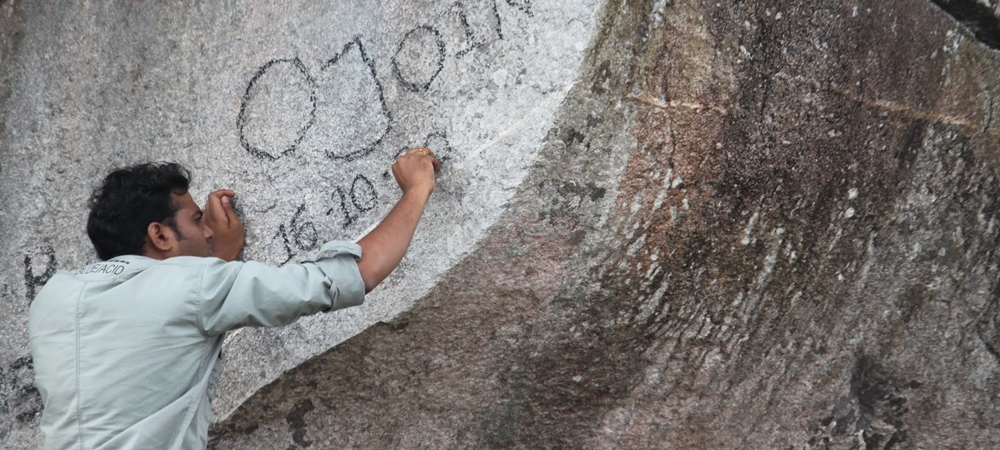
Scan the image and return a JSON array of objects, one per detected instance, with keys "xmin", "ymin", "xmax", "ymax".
[{"xmin": 204, "ymin": 224, "xmax": 214, "ymax": 239}]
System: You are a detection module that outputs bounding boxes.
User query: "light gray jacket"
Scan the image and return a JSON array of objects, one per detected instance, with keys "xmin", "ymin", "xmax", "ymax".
[{"xmin": 28, "ymin": 241, "xmax": 365, "ymax": 450}]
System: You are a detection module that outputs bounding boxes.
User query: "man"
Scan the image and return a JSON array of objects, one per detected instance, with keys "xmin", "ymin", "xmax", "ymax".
[{"xmin": 28, "ymin": 148, "xmax": 440, "ymax": 449}]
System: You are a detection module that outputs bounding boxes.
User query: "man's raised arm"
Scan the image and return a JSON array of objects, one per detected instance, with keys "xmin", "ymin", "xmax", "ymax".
[
  {"xmin": 355, "ymin": 147, "xmax": 441, "ymax": 293},
  {"xmin": 202, "ymin": 147, "xmax": 440, "ymax": 293}
]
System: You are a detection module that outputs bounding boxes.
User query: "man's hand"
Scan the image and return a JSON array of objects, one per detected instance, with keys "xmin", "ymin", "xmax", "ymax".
[
  {"xmin": 355, "ymin": 147, "xmax": 441, "ymax": 292},
  {"xmin": 392, "ymin": 147, "xmax": 441, "ymax": 199},
  {"xmin": 204, "ymin": 189, "xmax": 245, "ymax": 262}
]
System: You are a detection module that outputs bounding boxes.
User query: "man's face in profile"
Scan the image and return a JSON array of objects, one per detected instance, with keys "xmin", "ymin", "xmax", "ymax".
[{"xmin": 168, "ymin": 192, "xmax": 212, "ymax": 258}]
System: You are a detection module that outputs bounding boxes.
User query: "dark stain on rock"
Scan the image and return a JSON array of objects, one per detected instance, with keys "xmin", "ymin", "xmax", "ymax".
[
  {"xmin": 895, "ymin": 119, "xmax": 927, "ymax": 175},
  {"xmin": 384, "ymin": 315, "xmax": 411, "ymax": 332},
  {"xmin": 850, "ymin": 355, "xmax": 920, "ymax": 449},
  {"xmin": 807, "ymin": 355, "xmax": 923, "ymax": 449},
  {"xmin": 559, "ymin": 127, "xmax": 587, "ymax": 147},
  {"xmin": 732, "ymin": 4, "xmax": 788, "ymax": 120},
  {"xmin": 590, "ymin": 60, "xmax": 613, "ymax": 95},
  {"xmin": 930, "ymin": 0, "xmax": 1000, "ymax": 50},
  {"xmin": 898, "ymin": 284, "xmax": 933, "ymax": 325},
  {"xmin": 0, "ymin": 356, "xmax": 42, "ymax": 426},
  {"xmin": 566, "ymin": 229, "xmax": 587, "ymax": 246},
  {"xmin": 285, "ymin": 399, "xmax": 315, "ymax": 448},
  {"xmin": 207, "ymin": 423, "xmax": 259, "ymax": 449},
  {"xmin": 556, "ymin": 181, "xmax": 606, "ymax": 205}
]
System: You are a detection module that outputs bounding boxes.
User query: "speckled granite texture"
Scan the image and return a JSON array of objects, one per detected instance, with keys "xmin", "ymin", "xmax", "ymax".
[{"xmin": 3, "ymin": 0, "xmax": 1000, "ymax": 448}]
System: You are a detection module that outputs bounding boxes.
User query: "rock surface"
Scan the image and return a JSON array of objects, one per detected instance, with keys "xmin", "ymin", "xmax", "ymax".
[
  {"xmin": 3, "ymin": 0, "xmax": 1000, "ymax": 449},
  {"xmin": 0, "ymin": 0, "xmax": 599, "ymax": 446}
]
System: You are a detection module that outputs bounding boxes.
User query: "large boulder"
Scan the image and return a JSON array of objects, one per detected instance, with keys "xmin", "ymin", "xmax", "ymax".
[
  {"xmin": 3, "ymin": 0, "xmax": 1000, "ymax": 448},
  {"xmin": 0, "ymin": 0, "xmax": 599, "ymax": 446}
]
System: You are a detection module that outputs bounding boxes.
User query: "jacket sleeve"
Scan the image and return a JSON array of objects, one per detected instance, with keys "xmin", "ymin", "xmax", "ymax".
[{"xmin": 195, "ymin": 241, "xmax": 366, "ymax": 336}]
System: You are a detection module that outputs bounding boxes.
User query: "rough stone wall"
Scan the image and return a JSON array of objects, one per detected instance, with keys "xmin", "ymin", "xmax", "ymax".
[
  {"xmin": 0, "ymin": 0, "xmax": 600, "ymax": 446},
  {"xmin": 210, "ymin": 0, "xmax": 1000, "ymax": 448},
  {"xmin": 3, "ymin": 0, "xmax": 1000, "ymax": 449}
]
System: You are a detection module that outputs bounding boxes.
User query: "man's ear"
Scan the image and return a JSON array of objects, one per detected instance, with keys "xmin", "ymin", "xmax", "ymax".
[{"xmin": 146, "ymin": 222, "xmax": 175, "ymax": 253}]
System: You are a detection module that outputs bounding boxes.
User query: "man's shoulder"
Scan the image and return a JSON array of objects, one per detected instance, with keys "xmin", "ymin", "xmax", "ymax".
[
  {"xmin": 47, "ymin": 256, "xmax": 228, "ymax": 288},
  {"xmin": 158, "ymin": 255, "xmax": 232, "ymax": 267}
]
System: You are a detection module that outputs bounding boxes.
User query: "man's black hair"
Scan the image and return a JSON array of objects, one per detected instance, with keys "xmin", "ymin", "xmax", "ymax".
[{"xmin": 87, "ymin": 162, "xmax": 191, "ymax": 260}]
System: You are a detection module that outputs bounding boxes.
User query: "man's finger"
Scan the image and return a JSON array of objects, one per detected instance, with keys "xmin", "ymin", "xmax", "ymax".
[
  {"xmin": 208, "ymin": 189, "xmax": 236, "ymax": 202},
  {"xmin": 219, "ymin": 192, "xmax": 237, "ymax": 212},
  {"xmin": 415, "ymin": 149, "xmax": 441, "ymax": 172},
  {"xmin": 204, "ymin": 193, "xmax": 228, "ymax": 228},
  {"xmin": 208, "ymin": 190, "xmax": 238, "ymax": 217},
  {"xmin": 221, "ymin": 195, "xmax": 240, "ymax": 224}
]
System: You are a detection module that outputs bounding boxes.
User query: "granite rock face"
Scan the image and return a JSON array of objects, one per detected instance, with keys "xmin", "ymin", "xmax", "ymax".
[
  {"xmin": 4, "ymin": 0, "xmax": 1000, "ymax": 449},
  {"xmin": 210, "ymin": 0, "xmax": 1000, "ymax": 448},
  {"xmin": 0, "ymin": 0, "xmax": 599, "ymax": 446}
]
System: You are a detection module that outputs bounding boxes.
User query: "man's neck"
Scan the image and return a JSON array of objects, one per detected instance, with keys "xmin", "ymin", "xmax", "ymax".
[{"xmin": 142, "ymin": 247, "xmax": 171, "ymax": 261}]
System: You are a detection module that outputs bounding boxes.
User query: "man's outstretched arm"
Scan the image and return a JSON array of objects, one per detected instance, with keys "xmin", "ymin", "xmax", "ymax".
[{"xmin": 356, "ymin": 147, "xmax": 440, "ymax": 293}]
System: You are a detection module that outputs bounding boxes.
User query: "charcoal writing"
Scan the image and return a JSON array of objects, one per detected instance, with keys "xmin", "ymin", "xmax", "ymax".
[
  {"xmin": 290, "ymin": 204, "xmax": 318, "ymax": 251},
  {"xmin": 275, "ymin": 225, "xmax": 294, "ymax": 264},
  {"xmin": 23, "ymin": 246, "xmax": 56, "ymax": 303},
  {"xmin": 506, "ymin": 0, "xmax": 533, "ymax": 17},
  {"xmin": 236, "ymin": 0, "xmax": 534, "ymax": 163},
  {"xmin": 350, "ymin": 174, "xmax": 378, "ymax": 212},
  {"xmin": 393, "ymin": 26, "xmax": 446, "ymax": 92},
  {"xmin": 393, "ymin": 131, "xmax": 453, "ymax": 159},
  {"xmin": 424, "ymin": 130, "xmax": 454, "ymax": 163},
  {"xmin": 235, "ymin": 0, "xmax": 535, "ymax": 257},
  {"xmin": 318, "ymin": 37, "xmax": 392, "ymax": 161},
  {"xmin": 237, "ymin": 40, "xmax": 392, "ymax": 162},
  {"xmin": 276, "ymin": 204, "xmax": 318, "ymax": 264},
  {"xmin": 321, "ymin": 175, "xmax": 379, "ymax": 230},
  {"xmin": 327, "ymin": 187, "xmax": 359, "ymax": 229},
  {"xmin": 237, "ymin": 58, "xmax": 317, "ymax": 160},
  {"xmin": 454, "ymin": 0, "xmax": 505, "ymax": 57}
]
